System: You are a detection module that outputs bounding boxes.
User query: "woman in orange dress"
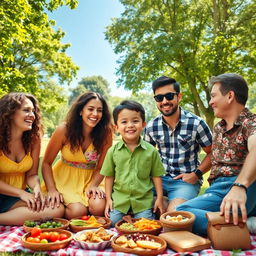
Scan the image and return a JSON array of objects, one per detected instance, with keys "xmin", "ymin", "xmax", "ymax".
[
  {"xmin": 42, "ymin": 92, "xmax": 112, "ymax": 219},
  {"xmin": 0, "ymin": 92, "xmax": 64, "ymax": 225}
]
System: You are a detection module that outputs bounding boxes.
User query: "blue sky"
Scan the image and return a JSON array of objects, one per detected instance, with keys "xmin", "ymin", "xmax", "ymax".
[{"xmin": 49, "ymin": 0, "xmax": 131, "ymax": 96}]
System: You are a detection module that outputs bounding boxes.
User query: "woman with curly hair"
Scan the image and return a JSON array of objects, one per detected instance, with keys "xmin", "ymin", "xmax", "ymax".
[
  {"xmin": 0, "ymin": 92, "xmax": 64, "ymax": 225},
  {"xmin": 42, "ymin": 92, "xmax": 113, "ymax": 219}
]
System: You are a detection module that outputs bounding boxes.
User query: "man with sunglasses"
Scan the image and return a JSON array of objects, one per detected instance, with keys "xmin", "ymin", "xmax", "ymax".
[{"xmin": 144, "ymin": 76, "xmax": 212, "ymax": 212}]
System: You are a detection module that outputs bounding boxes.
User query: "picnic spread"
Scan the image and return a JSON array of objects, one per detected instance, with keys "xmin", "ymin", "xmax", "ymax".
[{"xmin": 1, "ymin": 215, "xmax": 256, "ymax": 256}]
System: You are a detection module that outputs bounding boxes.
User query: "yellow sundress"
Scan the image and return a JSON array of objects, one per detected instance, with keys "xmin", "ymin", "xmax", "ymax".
[
  {"xmin": 0, "ymin": 151, "xmax": 33, "ymax": 189},
  {"xmin": 42, "ymin": 144, "xmax": 104, "ymax": 206}
]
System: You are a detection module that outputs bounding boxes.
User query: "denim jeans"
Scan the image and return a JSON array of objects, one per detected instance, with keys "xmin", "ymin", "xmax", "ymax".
[
  {"xmin": 177, "ymin": 176, "xmax": 256, "ymax": 235},
  {"xmin": 109, "ymin": 208, "xmax": 154, "ymax": 227}
]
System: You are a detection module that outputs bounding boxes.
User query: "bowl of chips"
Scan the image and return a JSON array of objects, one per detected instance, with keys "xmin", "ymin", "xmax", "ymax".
[
  {"xmin": 115, "ymin": 217, "xmax": 162, "ymax": 235},
  {"xmin": 160, "ymin": 211, "xmax": 195, "ymax": 232},
  {"xmin": 69, "ymin": 215, "xmax": 112, "ymax": 232},
  {"xmin": 74, "ymin": 227, "xmax": 117, "ymax": 250}
]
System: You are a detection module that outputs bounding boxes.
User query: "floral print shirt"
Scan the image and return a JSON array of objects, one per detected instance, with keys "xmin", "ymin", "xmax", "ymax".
[{"xmin": 209, "ymin": 108, "xmax": 256, "ymax": 183}]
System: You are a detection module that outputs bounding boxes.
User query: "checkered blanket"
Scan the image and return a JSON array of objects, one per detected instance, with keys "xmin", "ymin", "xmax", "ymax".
[{"xmin": 0, "ymin": 226, "xmax": 256, "ymax": 256}]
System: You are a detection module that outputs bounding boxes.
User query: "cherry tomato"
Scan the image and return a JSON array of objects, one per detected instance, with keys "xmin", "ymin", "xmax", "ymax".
[
  {"xmin": 26, "ymin": 236, "xmax": 35, "ymax": 243},
  {"xmin": 40, "ymin": 232, "xmax": 50, "ymax": 240},
  {"xmin": 33, "ymin": 237, "xmax": 41, "ymax": 243},
  {"xmin": 30, "ymin": 227, "xmax": 42, "ymax": 238},
  {"xmin": 81, "ymin": 215, "xmax": 89, "ymax": 220},
  {"xmin": 49, "ymin": 232, "xmax": 60, "ymax": 242},
  {"xmin": 59, "ymin": 233, "xmax": 68, "ymax": 241},
  {"xmin": 40, "ymin": 239, "xmax": 48, "ymax": 244}
]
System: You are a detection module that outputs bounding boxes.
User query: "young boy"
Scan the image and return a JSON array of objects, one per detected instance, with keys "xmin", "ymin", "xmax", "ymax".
[{"xmin": 100, "ymin": 100, "xmax": 165, "ymax": 225}]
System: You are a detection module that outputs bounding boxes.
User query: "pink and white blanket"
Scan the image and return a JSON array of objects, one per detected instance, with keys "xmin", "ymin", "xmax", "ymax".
[{"xmin": 1, "ymin": 226, "xmax": 256, "ymax": 256}]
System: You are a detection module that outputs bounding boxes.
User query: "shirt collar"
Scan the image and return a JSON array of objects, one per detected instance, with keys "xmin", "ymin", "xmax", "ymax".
[
  {"xmin": 116, "ymin": 137, "xmax": 147, "ymax": 150},
  {"xmin": 219, "ymin": 107, "xmax": 249, "ymax": 127}
]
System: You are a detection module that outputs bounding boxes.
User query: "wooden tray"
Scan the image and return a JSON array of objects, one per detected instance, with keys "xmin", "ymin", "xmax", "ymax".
[
  {"xmin": 69, "ymin": 216, "xmax": 112, "ymax": 232},
  {"xmin": 23, "ymin": 218, "xmax": 69, "ymax": 233},
  {"xmin": 115, "ymin": 218, "xmax": 162, "ymax": 235},
  {"xmin": 21, "ymin": 229, "xmax": 73, "ymax": 251},
  {"xmin": 160, "ymin": 211, "xmax": 195, "ymax": 231},
  {"xmin": 111, "ymin": 234, "xmax": 167, "ymax": 256}
]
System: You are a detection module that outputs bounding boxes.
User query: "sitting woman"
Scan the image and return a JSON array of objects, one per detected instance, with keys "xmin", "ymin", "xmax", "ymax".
[
  {"xmin": 41, "ymin": 92, "xmax": 113, "ymax": 219},
  {"xmin": 0, "ymin": 92, "xmax": 64, "ymax": 225}
]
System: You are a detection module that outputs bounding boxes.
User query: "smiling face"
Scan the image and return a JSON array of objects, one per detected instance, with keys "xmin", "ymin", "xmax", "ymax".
[
  {"xmin": 154, "ymin": 84, "xmax": 181, "ymax": 117},
  {"xmin": 209, "ymin": 82, "xmax": 230, "ymax": 119},
  {"xmin": 116, "ymin": 109, "xmax": 146, "ymax": 144},
  {"xmin": 80, "ymin": 98, "xmax": 103, "ymax": 130},
  {"xmin": 11, "ymin": 98, "xmax": 35, "ymax": 132}
]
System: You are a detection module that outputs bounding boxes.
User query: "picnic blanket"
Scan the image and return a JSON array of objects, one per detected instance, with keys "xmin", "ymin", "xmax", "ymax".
[{"xmin": 1, "ymin": 226, "xmax": 256, "ymax": 256}]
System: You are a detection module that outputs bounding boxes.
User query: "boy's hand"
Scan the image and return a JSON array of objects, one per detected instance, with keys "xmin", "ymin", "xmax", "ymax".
[
  {"xmin": 153, "ymin": 197, "xmax": 164, "ymax": 215},
  {"xmin": 105, "ymin": 199, "xmax": 113, "ymax": 218}
]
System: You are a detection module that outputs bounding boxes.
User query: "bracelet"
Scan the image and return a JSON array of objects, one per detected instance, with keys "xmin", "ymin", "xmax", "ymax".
[
  {"xmin": 194, "ymin": 169, "xmax": 203, "ymax": 179},
  {"xmin": 231, "ymin": 182, "xmax": 247, "ymax": 193}
]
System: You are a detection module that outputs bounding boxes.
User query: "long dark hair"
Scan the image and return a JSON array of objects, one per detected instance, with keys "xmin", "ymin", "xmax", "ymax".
[
  {"xmin": 65, "ymin": 92, "xmax": 112, "ymax": 153},
  {"xmin": 0, "ymin": 92, "xmax": 43, "ymax": 154}
]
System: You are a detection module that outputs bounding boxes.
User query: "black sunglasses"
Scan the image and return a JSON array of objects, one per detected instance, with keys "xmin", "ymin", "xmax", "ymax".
[{"xmin": 154, "ymin": 92, "xmax": 178, "ymax": 102}]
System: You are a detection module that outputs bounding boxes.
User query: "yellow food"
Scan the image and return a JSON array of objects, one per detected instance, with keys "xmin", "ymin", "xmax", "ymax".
[{"xmin": 136, "ymin": 240, "xmax": 162, "ymax": 249}]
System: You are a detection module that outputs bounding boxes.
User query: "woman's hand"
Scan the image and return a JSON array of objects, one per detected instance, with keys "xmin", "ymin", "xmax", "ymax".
[
  {"xmin": 33, "ymin": 184, "xmax": 46, "ymax": 211},
  {"xmin": 46, "ymin": 190, "xmax": 64, "ymax": 209},
  {"xmin": 20, "ymin": 190, "xmax": 43, "ymax": 212},
  {"xmin": 86, "ymin": 186, "xmax": 105, "ymax": 199}
]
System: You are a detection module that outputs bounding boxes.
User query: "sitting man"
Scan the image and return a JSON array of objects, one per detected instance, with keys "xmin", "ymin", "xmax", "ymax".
[{"xmin": 177, "ymin": 73, "xmax": 256, "ymax": 235}]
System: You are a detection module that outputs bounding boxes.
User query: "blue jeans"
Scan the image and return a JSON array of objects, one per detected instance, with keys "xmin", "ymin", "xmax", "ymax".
[
  {"xmin": 177, "ymin": 176, "xmax": 256, "ymax": 235},
  {"xmin": 110, "ymin": 208, "xmax": 154, "ymax": 227}
]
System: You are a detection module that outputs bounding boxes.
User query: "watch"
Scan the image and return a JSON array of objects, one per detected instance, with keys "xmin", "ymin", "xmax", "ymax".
[
  {"xmin": 231, "ymin": 182, "xmax": 247, "ymax": 193},
  {"xmin": 194, "ymin": 169, "xmax": 203, "ymax": 179}
]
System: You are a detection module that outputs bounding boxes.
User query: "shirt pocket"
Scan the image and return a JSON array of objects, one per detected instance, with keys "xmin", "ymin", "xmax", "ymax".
[
  {"xmin": 177, "ymin": 134, "xmax": 193, "ymax": 151},
  {"xmin": 136, "ymin": 160, "xmax": 152, "ymax": 180}
]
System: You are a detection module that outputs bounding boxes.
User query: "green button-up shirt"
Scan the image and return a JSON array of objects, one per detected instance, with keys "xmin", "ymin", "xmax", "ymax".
[{"xmin": 100, "ymin": 138, "xmax": 165, "ymax": 214}]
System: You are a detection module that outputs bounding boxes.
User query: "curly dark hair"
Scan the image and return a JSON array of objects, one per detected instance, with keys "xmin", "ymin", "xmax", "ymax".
[
  {"xmin": 65, "ymin": 92, "xmax": 112, "ymax": 153},
  {"xmin": 0, "ymin": 92, "xmax": 43, "ymax": 154}
]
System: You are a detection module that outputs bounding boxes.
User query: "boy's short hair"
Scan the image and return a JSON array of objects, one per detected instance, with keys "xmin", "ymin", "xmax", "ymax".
[
  {"xmin": 209, "ymin": 73, "xmax": 248, "ymax": 105},
  {"xmin": 152, "ymin": 76, "xmax": 180, "ymax": 94},
  {"xmin": 113, "ymin": 100, "xmax": 145, "ymax": 125}
]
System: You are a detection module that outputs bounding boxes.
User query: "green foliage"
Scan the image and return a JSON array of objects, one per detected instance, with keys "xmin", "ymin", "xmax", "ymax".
[
  {"xmin": 0, "ymin": 0, "xmax": 79, "ymax": 105},
  {"xmin": 105, "ymin": 0, "xmax": 256, "ymax": 128},
  {"xmin": 69, "ymin": 75, "xmax": 111, "ymax": 103}
]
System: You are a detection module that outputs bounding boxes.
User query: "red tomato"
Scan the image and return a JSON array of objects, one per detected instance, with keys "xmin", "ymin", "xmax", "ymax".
[
  {"xmin": 59, "ymin": 233, "xmax": 68, "ymax": 241},
  {"xmin": 40, "ymin": 232, "xmax": 50, "ymax": 240},
  {"xmin": 49, "ymin": 232, "xmax": 60, "ymax": 242},
  {"xmin": 30, "ymin": 227, "xmax": 42, "ymax": 238},
  {"xmin": 81, "ymin": 215, "xmax": 89, "ymax": 220}
]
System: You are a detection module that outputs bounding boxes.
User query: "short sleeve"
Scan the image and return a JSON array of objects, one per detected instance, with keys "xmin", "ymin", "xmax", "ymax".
[
  {"xmin": 196, "ymin": 119, "xmax": 212, "ymax": 147},
  {"xmin": 100, "ymin": 146, "xmax": 115, "ymax": 177}
]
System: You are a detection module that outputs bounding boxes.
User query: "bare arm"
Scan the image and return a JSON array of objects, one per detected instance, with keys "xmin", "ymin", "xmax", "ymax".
[
  {"xmin": 104, "ymin": 176, "xmax": 114, "ymax": 218},
  {"xmin": 174, "ymin": 144, "xmax": 212, "ymax": 184},
  {"xmin": 42, "ymin": 124, "xmax": 66, "ymax": 207},
  {"xmin": 220, "ymin": 134, "xmax": 256, "ymax": 224},
  {"xmin": 152, "ymin": 176, "xmax": 164, "ymax": 214}
]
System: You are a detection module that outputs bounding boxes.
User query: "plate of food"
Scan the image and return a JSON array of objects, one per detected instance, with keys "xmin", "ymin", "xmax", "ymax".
[
  {"xmin": 74, "ymin": 227, "xmax": 117, "ymax": 250},
  {"xmin": 160, "ymin": 211, "xmax": 195, "ymax": 231},
  {"xmin": 69, "ymin": 215, "xmax": 112, "ymax": 232},
  {"xmin": 112, "ymin": 233, "xmax": 167, "ymax": 256},
  {"xmin": 115, "ymin": 216, "xmax": 162, "ymax": 235},
  {"xmin": 21, "ymin": 228, "xmax": 73, "ymax": 251},
  {"xmin": 23, "ymin": 217, "xmax": 69, "ymax": 232}
]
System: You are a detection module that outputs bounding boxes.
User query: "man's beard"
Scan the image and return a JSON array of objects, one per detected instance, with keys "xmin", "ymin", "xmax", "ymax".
[{"xmin": 159, "ymin": 104, "xmax": 178, "ymax": 117}]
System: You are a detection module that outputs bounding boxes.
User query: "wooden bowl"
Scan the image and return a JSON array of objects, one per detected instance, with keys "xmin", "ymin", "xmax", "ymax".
[
  {"xmin": 23, "ymin": 218, "xmax": 69, "ymax": 233},
  {"xmin": 111, "ymin": 234, "xmax": 167, "ymax": 256},
  {"xmin": 21, "ymin": 229, "xmax": 73, "ymax": 251},
  {"xmin": 115, "ymin": 218, "xmax": 162, "ymax": 235},
  {"xmin": 160, "ymin": 211, "xmax": 195, "ymax": 232},
  {"xmin": 69, "ymin": 216, "xmax": 112, "ymax": 232}
]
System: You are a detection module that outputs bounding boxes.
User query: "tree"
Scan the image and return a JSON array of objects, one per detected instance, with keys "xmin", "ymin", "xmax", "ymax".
[
  {"xmin": 105, "ymin": 0, "xmax": 256, "ymax": 128},
  {"xmin": 69, "ymin": 75, "xmax": 111, "ymax": 103},
  {"xmin": 0, "ymin": 0, "xmax": 79, "ymax": 101}
]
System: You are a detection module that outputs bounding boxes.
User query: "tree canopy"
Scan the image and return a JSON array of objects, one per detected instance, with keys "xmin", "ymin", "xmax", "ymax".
[
  {"xmin": 105, "ymin": 0, "xmax": 256, "ymax": 128},
  {"xmin": 0, "ymin": 0, "xmax": 79, "ymax": 101}
]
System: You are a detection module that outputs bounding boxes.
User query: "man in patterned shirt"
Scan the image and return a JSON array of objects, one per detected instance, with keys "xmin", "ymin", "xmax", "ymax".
[
  {"xmin": 177, "ymin": 73, "xmax": 256, "ymax": 235},
  {"xmin": 144, "ymin": 76, "xmax": 212, "ymax": 212}
]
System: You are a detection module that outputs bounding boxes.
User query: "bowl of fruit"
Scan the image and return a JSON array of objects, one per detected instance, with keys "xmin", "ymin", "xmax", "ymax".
[
  {"xmin": 23, "ymin": 217, "xmax": 69, "ymax": 233},
  {"xmin": 74, "ymin": 227, "xmax": 117, "ymax": 250},
  {"xmin": 160, "ymin": 211, "xmax": 195, "ymax": 232},
  {"xmin": 115, "ymin": 216, "xmax": 162, "ymax": 235},
  {"xmin": 21, "ymin": 227, "xmax": 73, "ymax": 251},
  {"xmin": 112, "ymin": 233, "xmax": 167, "ymax": 256},
  {"xmin": 69, "ymin": 215, "xmax": 111, "ymax": 232}
]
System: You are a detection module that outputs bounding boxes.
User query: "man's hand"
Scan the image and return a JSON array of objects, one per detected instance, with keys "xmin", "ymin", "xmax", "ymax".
[{"xmin": 174, "ymin": 172, "xmax": 199, "ymax": 184}]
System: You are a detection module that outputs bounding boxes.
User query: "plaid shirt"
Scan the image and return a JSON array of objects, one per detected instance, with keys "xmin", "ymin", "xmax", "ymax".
[{"xmin": 144, "ymin": 108, "xmax": 212, "ymax": 177}]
